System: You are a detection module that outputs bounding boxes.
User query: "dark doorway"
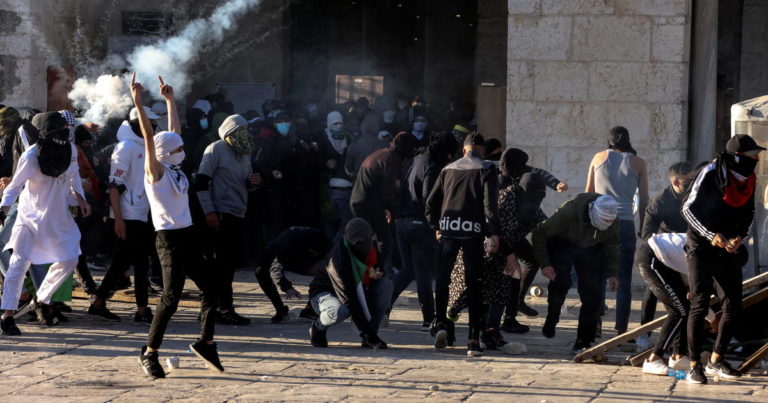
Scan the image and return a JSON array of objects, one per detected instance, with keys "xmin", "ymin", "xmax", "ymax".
[{"xmin": 287, "ymin": 0, "xmax": 478, "ymax": 109}]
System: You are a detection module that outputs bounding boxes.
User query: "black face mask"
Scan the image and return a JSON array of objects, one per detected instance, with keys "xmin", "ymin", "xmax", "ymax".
[
  {"xmin": 727, "ymin": 154, "xmax": 758, "ymax": 177},
  {"xmin": 130, "ymin": 120, "xmax": 158, "ymax": 137},
  {"xmin": 39, "ymin": 127, "xmax": 72, "ymax": 177}
]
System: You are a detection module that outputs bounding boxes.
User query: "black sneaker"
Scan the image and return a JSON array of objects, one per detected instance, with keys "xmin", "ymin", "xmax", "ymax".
[
  {"xmin": 190, "ymin": 340, "xmax": 224, "ymax": 372},
  {"xmin": 138, "ymin": 345, "xmax": 165, "ymax": 379},
  {"xmin": 88, "ymin": 304, "xmax": 121, "ymax": 322},
  {"xmin": 467, "ymin": 341, "xmax": 485, "ymax": 357},
  {"xmin": 431, "ymin": 321, "xmax": 449, "ymax": 349},
  {"xmin": 706, "ymin": 358, "xmax": 741, "ymax": 379},
  {"xmin": 271, "ymin": 305, "xmax": 290, "ymax": 324},
  {"xmin": 30, "ymin": 298, "xmax": 59, "ymax": 326},
  {"xmin": 1, "ymin": 316, "xmax": 21, "ymax": 335},
  {"xmin": 134, "ymin": 308, "xmax": 154, "ymax": 326},
  {"xmin": 501, "ymin": 317, "xmax": 530, "ymax": 334},
  {"xmin": 518, "ymin": 301, "xmax": 539, "ymax": 317},
  {"xmin": 571, "ymin": 340, "xmax": 591, "ymax": 356},
  {"xmin": 542, "ymin": 316, "xmax": 557, "ymax": 338},
  {"xmin": 52, "ymin": 308, "xmax": 69, "ymax": 323},
  {"xmin": 481, "ymin": 328, "xmax": 504, "ymax": 350},
  {"xmin": 420, "ymin": 321, "xmax": 431, "ymax": 332},
  {"xmin": 299, "ymin": 305, "xmax": 318, "ymax": 321},
  {"xmin": 687, "ymin": 362, "xmax": 708, "ymax": 384},
  {"xmin": 309, "ymin": 321, "xmax": 328, "ymax": 348},
  {"xmin": 218, "ymin": 309, "xmax": 251, "ymax": 325}
]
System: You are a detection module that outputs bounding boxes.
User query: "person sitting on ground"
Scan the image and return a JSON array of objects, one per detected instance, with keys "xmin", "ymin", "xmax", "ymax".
[
  {"xmin": 532, "ymin": 193, "xmax": 619, "ymax": 354},
  {"xmin": 254, "ymin": 226, "xmax": 333, "ymax": 323},
  {"xmin": 636, "ymin": 232, "xmax": 692, "ymax": 376},
  {"xmin": 307, "ymin": 218, "xmax": 392, "ymax": 350}
]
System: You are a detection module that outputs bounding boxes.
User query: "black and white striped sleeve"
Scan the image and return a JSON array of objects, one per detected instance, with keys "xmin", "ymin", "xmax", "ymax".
[{"xmin": 681, "ymin": 163, "xmax": 716, "ymax": 241}]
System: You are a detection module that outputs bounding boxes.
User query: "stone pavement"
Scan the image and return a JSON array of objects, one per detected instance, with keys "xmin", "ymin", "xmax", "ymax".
[{"xmin": 1, "ymin": 271, "xmax": 766, "ymax": 402}]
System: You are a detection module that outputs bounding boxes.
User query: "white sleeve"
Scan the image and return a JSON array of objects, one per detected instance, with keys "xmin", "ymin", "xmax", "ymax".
[
  {"xmin": 68, "ymin": 146, "xmax": 85, "ymax": 205},
  {"xmin": 1, "ymin": 150, "xmax": 35, "ymax": 207}
]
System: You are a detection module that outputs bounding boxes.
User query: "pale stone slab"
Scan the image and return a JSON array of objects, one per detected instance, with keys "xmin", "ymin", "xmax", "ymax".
[
  {"xmin": 614, "ymin": 0, "xmax": 688, "ymax": 16},
  {"xmin": 508, "ymin": 16, "xmax": 572, "ymax": 61},
  {"xmin": 541, "ymin": 0, "xmax": 616, "ymax": 15},
  {"xmin": 508, "ymin": 0, "xmax": 540, "ymax": 14},
  {"xmin": 533, "ymin": 62, "xmax": 590, "ymax": 101},
  {"xmin": 652, "ymin": 18, "xmax": 687, "ymax": 62},
  {"xmin": 573, "ymin": 16, "xmax": 651, "ymax": 62},
  {"xmin": 589, "ymin": 62, "xmax": 686, "ymax": 102},
  {"xmin": 507, "ymin": 61, "xmax": 534, "ymax": 100}
]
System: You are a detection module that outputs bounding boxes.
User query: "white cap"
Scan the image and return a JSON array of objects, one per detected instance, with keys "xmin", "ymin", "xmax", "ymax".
[
  {"xmin": 129, "ymin": 106, "xmax": 161, "ymax": 121},
  {"xmin": 151, "ymin": 102, "xmax": 168, "ymax": 116},
  {"xmin": 193, "ymin": 99, "xmax": 212, "ymax": 115}
]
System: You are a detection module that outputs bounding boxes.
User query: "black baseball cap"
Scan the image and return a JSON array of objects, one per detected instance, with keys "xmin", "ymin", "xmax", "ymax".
[
  {"xmin": 727, "ymin": 134, "xmax": 766, "ymax": 154},
  {"xmin": 464, "ymin": 131, "xmax": 485, "ymax": 147}
]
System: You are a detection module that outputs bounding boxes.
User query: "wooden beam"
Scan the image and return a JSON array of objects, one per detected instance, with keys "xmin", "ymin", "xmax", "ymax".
[
  {"xmin": 738, "ymin": 341, "xmax": 768, "ymax": 372},
  {"xmin": 628, "ymin": 348, "xmax": 653, "ymax": 367}
]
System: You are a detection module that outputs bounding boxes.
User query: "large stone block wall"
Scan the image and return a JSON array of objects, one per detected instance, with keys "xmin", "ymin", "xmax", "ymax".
[
  {"xmin": 0, "ymin": 0, "xmax": 46, "ymax": 109},
  {"xmin": 506, "ymin": 0, "xmax": 691, "ymax": 214}
]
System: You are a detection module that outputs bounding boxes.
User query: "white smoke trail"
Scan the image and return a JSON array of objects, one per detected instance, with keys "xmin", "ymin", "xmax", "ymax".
[{"xmin": 68, "ymin": 0, "xmax": 261, "ymax": 125}]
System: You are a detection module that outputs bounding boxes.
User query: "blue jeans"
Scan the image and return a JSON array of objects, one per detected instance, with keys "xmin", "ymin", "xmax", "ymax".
[
  {"xmin": 614, "ymin": 219, "xmax": 637, "ymax": 332},
  {"xmin": 391, "ymin": 218, "xmax": 436, "ymax": 323},
  {"xmin": 311, "ymin": 277, "xmax": 393, "ymax": 334}
]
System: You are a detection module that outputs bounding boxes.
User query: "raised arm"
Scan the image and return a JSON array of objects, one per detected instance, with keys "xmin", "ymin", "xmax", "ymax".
[
  {"xmin": 159, "ymin": 76, "xmax": 181, "ymax": 134},
  {"xmin": 130, "ymin": 73, "xmax": 163, "ymax": 183}
]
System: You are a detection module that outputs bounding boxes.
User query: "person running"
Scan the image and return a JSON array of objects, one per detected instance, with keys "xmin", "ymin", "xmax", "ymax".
[
  {"xmin": 682, "ymin": 134, "xmax": 764, "ymax": 384},
  {"xmin": 130, "ymin": 74, "xmax": 222, "ymax": 379},
  {"xmin": 0, "ymin": 112, "xmax": 91, "ymax": 335},
  {"xmin": 426, "ymin": 132, "xmax": 500, "ymax": 356}
]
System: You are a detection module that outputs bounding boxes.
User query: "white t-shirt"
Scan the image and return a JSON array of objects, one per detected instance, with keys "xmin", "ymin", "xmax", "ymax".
[
  {"xmin": 145, "ymin": 167, "xmax": 192, "ymax": 231},
  {"xmin": 648, "ymin": 233, "xmax": 688, "ymax": 274}
]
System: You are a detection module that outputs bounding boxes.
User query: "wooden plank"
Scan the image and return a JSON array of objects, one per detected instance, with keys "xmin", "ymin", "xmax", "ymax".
[
  {"xmin": 575, "ymin": 281, "xmax": 768, "ymax": 363},
  {"xmin": 742, "ymin": 270, "xmax": 768, "ymax": 290},
  {"xmin": 738, "ymin": 341, "xmax": 768, "ymax": 372},
  {"xmin": 71, "ymin": 289, "xmax": 201, "ymax": 308}
]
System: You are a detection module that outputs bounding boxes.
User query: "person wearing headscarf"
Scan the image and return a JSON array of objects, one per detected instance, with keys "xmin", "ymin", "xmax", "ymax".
[
  {"xmin": 350, "ymin": 132, "xmax": 417, "ymax": 276},
  {"xmin": 390, "ymin": 132, "xmax": 457, "ymax": 329},
  {"xmin": 681, "ymin": 134, "xmax": 764, "ymax": 384},
  {"xmin": 531, "ymin": 193, "xmax": 620, "ymax": 354},
  {"xmin": 308, "ymin": 218, "xmax": 392, "ymax": 349},
  {"xmin": 318, "ymin": 111, "xmax": 354, "ymax": 238},
  {"xmin": 585, "ymin": 126, "xmax": 649, "ymax": 335},
  {"xmin": 0, "ymin": 112, "xmax": 91, "ymax": 336},
  {"xmin": 196, "ymin": 114, "xmax": 259, "ymax": 326},
  {"xmin": 130, "ymin": 74, "xmax": 222, "ymax": 379}
]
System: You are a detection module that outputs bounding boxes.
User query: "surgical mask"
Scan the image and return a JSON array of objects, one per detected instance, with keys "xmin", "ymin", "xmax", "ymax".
[
  {"xmin": 200, "ymin": 119, "xmax": 209, "ymax": 130},
  {"xmin": 276, "ymin": 122, "xmax": 291, "ymax": 136},
  {"xmin": 413, "ymin": 122, "xmax": 427, "ymax": 132},
  {"xmin": 160, "ymin": 150, "xmax": 185, "ymax": 168},
  {"xmin": 383, "ymin": 111, "xmax": 395, "ymax": 124}
]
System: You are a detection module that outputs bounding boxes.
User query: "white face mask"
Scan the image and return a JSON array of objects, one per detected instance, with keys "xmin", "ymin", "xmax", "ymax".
[
  {"xmin": 383, "ymin": 110, "xmax": 395, "ymax": 124},
  {"xmin": 588, "ymin": 197, "xmax": 618, "ymax": 231},
  {"xmin": 159, "ymin": 150, "xmax": 185, "ymax": 167}
]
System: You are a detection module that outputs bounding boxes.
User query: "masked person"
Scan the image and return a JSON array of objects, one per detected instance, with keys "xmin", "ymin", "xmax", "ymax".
[
  {"xmin": 130, "ymin": 75, "xmax": 222, "ymax": 379},
  {"xmin": 495, "ymin": 148, "xmax": 568, "ymax": 319},
  {"xmin": 0, "ymin": 112, "xmax": 91, "ymax": 336},
  {"xmin": 636, "ymin": 161, "xmax": 693, "ymax": 350},
  {"xmin": 0, "ymin": 106, "xmax": 22, "ymax": 179},
  {"xmin": 350, "ymin": 133, "xmax": 417, "ymax": 275},
  {"xmin": 390, "ymin": 132, "xmax": 457, "ymax": 329},
  {"xmin": 411, "ymin": 114, "xmax": 429, "ymax": 152},
  {"xmin": 532, "ymin": 194, "xmax": 619, "ymax": 354},
  {"xmin": 87, "ymin": 104, "xmax": 163, "ymax": 324},
  {"xmin": 319, "ymin": 111, "xmax": 354, "ymax": 239},
  {"xmin": 426, "ymin": 132, "xmax": 501, "ymax": 356},
  {"xmin": 308, "ymin": 218, "xmax": 392, "ymax": 349},
  {"xmin": 196, "ymin": 114, "xmax": 259, "ymax": 326},
  {"xmin": 682, "ymin": 134, "xmax": 764, "ymax": 384},
  {"xmin": 586, "ymin": 126, "xmax": 649, "ymax": 335},
  {"xmin": 344, "ymin": 113, "xmax": 387, "ymax": 181}
]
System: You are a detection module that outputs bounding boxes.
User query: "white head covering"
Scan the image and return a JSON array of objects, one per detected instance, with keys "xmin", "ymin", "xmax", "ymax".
[
  {"xmin": 129, "ymin": 106, "xmax": 161, "ymax": 120},
  {"xmin": 192, "ymin": 99, "xmax": 212, "ymax": 116},
  {"xmin": 325, "ymin": 111, "xmax": 347, "ymax": 155},
  {"xmin": 588, "ymin": 195, "xmax": 618, "ymax": 231},
  {"xmin": 154, "ymin": 131, "xmax": 188, "ymax": 193}
]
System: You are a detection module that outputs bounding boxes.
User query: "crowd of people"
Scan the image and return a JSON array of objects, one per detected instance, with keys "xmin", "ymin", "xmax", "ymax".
[{"xmin": 0, "ymin": 73, "xmax": 763, "ymax": 385}]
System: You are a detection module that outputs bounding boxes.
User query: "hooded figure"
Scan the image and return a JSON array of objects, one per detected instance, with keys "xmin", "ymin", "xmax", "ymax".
[
  {"xmin": 344, "ymin": 114, "xmax": 388, "ymax": 179},
  {"xmin": 36, "ymin": 112, "xmax": 73, "ymax": 178},
  {"xmin": 325, "ymin": 111, "xmax": 348, "ymax": 155},
  {"xmin": 588, "ymin": 195, "xmax": 619, "ymax": 231},
  {"xmin": 0, "ymin": 107, "xmax": 22, "ymax": 177},
  {"xmin": 499, "ymin": 148, "xmax": 529, "ymax": 183}
]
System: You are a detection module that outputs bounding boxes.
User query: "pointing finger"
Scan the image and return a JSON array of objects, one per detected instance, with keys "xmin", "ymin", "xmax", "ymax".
[
  {"xmin": 158, "ymin": 75, "xmax": 165, "ymax": 86},
  {"xmin": 131, "ymin": 72, "xmax": 136, "ymax": 85}
]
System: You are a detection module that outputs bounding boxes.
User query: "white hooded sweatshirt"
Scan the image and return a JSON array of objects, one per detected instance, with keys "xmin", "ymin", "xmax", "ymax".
[{"xmin": 109, "ymin": 121, "xmax": 150, "ymax": 221}]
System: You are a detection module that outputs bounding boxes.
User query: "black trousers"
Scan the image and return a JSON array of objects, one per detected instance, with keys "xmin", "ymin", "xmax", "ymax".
[
  {"xmin": 350, "ymin": 202, "xmax": 392, "ymax": 273},
  {"xmin": 686, "ymin": 235, "xmax": 746, "ymax": 361},
  {"xmin": 505, "ymin": 238, "xmax": 538, "ymax": 317},
  {"xmin": 545, "ymin": 237, "xmax": 605, "ymax": 345},
  {"xmin": 213, "ymin": 214, "xmax": 246, "ymax": 311},
  {"xmin": 636, "ymin": 242, "xmax": 688, "ymax": 357},
  {"xmin": 640, "ymin": 288, "xmax": 658, "ymax": 325},
  {"xmin": 147, "ymin": 227, "xmax": 217, "ymax": 349},
  {"xmin": 96, "ymin": 219, "xmax": 153, "ymax": 307},
  {"xmin": 435, "ymin": 237, "xmax": 485, "ymax": 337},
  {"xmin": 254, "ymin": 258, "xmax": 285, "ymax": 311}
]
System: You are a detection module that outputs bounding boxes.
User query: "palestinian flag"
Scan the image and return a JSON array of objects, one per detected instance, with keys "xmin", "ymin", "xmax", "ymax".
[{"xmin": 344, "ymin": 239, "xmax": 377, "ymax": 321}]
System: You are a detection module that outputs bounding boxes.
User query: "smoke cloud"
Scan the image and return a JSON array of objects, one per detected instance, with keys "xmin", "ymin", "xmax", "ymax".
[{"xmin": 68, "ymin": 0, "xmax": 261, "ymax": 125}]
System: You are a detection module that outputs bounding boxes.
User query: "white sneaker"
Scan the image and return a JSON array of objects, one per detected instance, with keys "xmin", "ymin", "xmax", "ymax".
[
  {"xmin": 669, "ymin": 356, "xmax": 691, "ymax": 371},
  {"xmin": 501, "ymin": 341, "xmax": 527, "ymax": 355},
  {"xmin": 636, "ymin": 334, "xmax": 652, "ymax": 352},
  {"xmin": 642, "ymin": 359, "xmax": 670, "ymax": 375}
]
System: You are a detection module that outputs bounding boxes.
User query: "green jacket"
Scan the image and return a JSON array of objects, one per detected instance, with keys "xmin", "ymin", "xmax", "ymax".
[{"xmin": 532, "ymin": 193, "xmax": 619, "ymax": 277}]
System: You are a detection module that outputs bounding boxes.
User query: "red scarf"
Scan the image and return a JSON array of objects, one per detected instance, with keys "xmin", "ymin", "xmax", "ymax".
[{"xmin": 722, "ymin": 171, "xmax": 756, "ymax": 207}]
